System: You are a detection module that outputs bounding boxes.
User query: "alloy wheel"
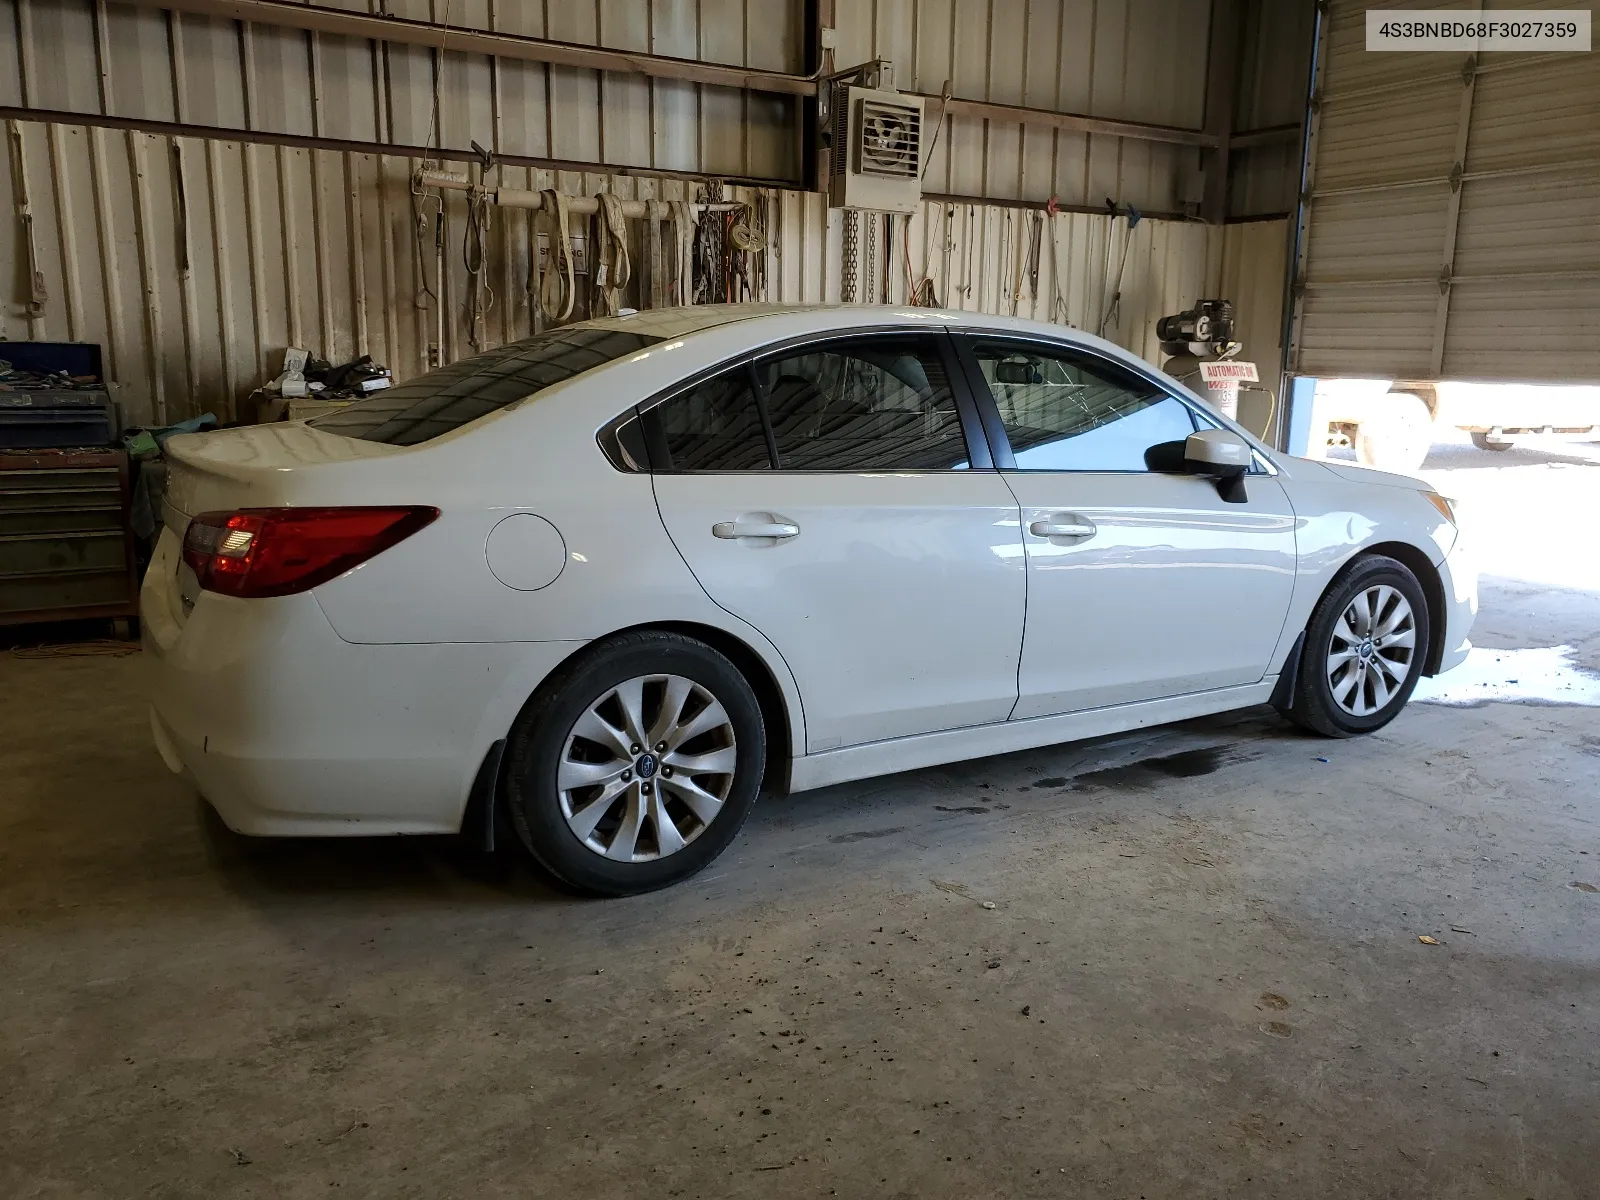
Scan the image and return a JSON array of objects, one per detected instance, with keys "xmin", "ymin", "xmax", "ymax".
[
  {"xmin": 557, "ymin": 674, "xmax": 738, "ymax": 862},
  {"xmin": 1326, "ymin": 584, "xmax": 1417, "ymax": 717}
]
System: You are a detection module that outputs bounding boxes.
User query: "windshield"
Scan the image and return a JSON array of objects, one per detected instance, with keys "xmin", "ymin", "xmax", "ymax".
[{"xmin": 309, "ymin": 326, "xmax": 662, "ymax": 446}]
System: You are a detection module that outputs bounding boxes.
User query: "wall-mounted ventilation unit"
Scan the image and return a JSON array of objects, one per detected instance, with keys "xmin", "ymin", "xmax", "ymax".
[{"xmin": 828, "ymin": 84, "xmax": 926, "ymax": 214}]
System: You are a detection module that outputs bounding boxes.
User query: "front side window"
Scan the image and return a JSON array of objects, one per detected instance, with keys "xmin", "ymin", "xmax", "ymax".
[
  {"xmin": 969, "ymin": 341, "xmax": 1198, "ymax": 472},
  {"xmin": 653, "ymin": 368, "xmax": 771, "ymax": 471},
  {"xmin": 752, "ymin": 337, "xmax": 972, "ymax": 471}
]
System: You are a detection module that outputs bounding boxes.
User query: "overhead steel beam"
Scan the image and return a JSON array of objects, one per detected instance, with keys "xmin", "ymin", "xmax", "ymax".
[
  {"xmin": 1228, "ymin": 124, "xmax": 1301, "ymax": 151},
  {"xmin": 124, "ymin": 0, "xmax": 819, "ymax": 96},
  {"xmin": 930, "ymin": 95, "xmax": 1216, "ymax": 148},
  {"xmin": 0, "ymin": 106, "xmax": 792, "ymax": 189},
  {"xmin": 1201, "ymin": 0, "xmax": 1242, "ymax": 223}
]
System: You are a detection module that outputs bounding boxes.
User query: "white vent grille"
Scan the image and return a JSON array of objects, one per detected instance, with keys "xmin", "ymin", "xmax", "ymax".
[
  {"xmin": 856, "ymin": 98, "xmax": 922, "ymax": 178},
  {"xmin": 828, "ymin": 85, "xmax": 925, "ymax": 214}
]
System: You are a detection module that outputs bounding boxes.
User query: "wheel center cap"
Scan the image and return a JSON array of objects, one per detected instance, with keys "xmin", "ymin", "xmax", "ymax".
[
  {"xmin": 1359, "ymin": 637, "xmax": 1375, "ymax": 660},
  {"xmin": 635, "ymin": 753, "xmax": 659, "ymax": 780}
]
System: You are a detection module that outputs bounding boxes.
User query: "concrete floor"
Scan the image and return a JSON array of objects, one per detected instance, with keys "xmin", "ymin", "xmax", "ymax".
[{"xmin": 4, "ymin": 435, "xmax": 1599, "ymax": 1199}]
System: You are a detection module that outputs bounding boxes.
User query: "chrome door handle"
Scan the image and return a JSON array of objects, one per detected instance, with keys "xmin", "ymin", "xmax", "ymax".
[
  {"xmin": 1029, "ymin": 516, "xmax": 1097, "ymax": 539},
  {"xmin": 712, "ymin": 514, "xmax": 801, "ymax": 540}
]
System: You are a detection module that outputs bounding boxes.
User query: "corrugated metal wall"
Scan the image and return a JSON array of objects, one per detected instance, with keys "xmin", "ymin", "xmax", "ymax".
[
  {"xmin": 0, "ymin": 116, "xmax": 829, "ymax": 425},
  {"xmin": 892, "ymin": 199, "xmax": 1219, "ymax": 362},
  {"xmin": 1292, "ymin": 0, "xmax": 1600, "ymax": 383},
  {"xmin": 1218, "ymin": 216, "xmax": 1289, "ymax": 375},
  {"xmin": 0, "ymin": 0, "xmax": 804, "ymax": 180},
  {"xmin": 1229, "ymin": 0, "xmax": 1314, "ymax": 218},
  {"xmin": 3, "ymin": 111, "xmax": 1257, "ymax": 428},
  {"xmin": 832, "ymin": 0, "xmax": 1211, "ymax": 213},
  {"xmin": 1, "ymin": 2, "xmax": 1307, "ymax": 429}
]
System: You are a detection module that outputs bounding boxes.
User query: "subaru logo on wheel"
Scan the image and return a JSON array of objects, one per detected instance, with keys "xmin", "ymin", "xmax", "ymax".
[{"xmin": 636, "ymin": 753, "xmax": 659, "ymax": 779}]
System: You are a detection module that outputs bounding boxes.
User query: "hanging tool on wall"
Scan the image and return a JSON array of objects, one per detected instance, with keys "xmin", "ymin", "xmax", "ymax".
[
  {"xmin": 753, "ymin": 196, "xmax": 772, "ymax": 301},
  {"xmin": 693, "ymin": 181, "xmax": 727, "ymax": 304},
  {"xmin": 433, "ymin": 209, "xmax": 446, "ymax": 366},
  {"xmin": 728, "ymin": 202, "xmax": 767, "ymax": 303},
  {"xmin": 410, "ymin": 167, "xmax": 443, "ymax": 366},
  {"xmin": 5, "ymin": 120, "xmax": 47, "ymax": 318},
  {"xmin": 646, "ymin": 199, "xmax": 667, "ymax": 309},
  {"xmin": 538, "ymin": 189, "xmax": 576, "ymax": 323},
  {"xmin": 1097, "ymin": 200, "xmax": 1142, "ymax": 337},
  {"xmin": 881, "ymin": 213, "xmax": 894, "ymax": 305},
  {"xmin": 904, "ymin": 205, "xmax": 943, "ymax": 307},
  {"xmin": 670, "ymin": 200, "xmax": 696, "ymax": 304},
  {"xmin": 463, "ymin": 142, "xmax": 496, "ymax": 349},
  {"xmin": 1000, "ymin": 209, "xmax": 1016, "ymax": 314},
  {"xmin": 1045, "ymin": 194, "xmax": 1072, "ymax": 326},
  {"xmin": 958, "ymin": 204, "xmax": 976, "ymax": 304},
  {"xmin": 593, "ymin": 191, "xmax": 632, "ymax": 316},
  {"xmin": 1026, "ymin": 210, "xmax": 1043, "ymax": 314}
]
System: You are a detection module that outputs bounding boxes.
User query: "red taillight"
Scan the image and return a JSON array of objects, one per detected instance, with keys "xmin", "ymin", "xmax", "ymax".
[{"xmin": 181, "ymin": 506, "xmax": 438, "ymax": 598}]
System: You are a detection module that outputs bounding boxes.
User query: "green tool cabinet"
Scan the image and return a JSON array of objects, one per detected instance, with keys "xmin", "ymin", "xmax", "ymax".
[{"xmin": 0, "ymin": 449, "xmax": 140, "ymax": 627}]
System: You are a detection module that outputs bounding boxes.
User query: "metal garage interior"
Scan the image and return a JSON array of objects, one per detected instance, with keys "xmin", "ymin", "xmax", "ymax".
[{"xmin": 2, "ymin": 1, "xmax": 1597, "ymax": 1195}]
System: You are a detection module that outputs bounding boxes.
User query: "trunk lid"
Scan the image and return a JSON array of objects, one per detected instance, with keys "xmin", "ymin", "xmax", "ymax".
[
  {"xmin": 161, "ymin": 422, "xmax": 398, "ymax": 539},
  {"xmin": 157, "ymin": 423, "xmax": 399, "ymax": 617}
]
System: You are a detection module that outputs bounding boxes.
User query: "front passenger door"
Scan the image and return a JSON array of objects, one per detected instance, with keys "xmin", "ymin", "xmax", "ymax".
[{"xmin": 958, "ymin": 335, "xmax": 1298, "ymax": 719}]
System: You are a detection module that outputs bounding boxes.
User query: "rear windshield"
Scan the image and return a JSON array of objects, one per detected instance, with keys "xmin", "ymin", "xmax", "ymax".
[{"xmin": 309, "ymin": 326, "xmax": 662, "ymax": 445}]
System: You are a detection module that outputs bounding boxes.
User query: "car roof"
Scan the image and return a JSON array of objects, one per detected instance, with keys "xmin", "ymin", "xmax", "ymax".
[
  {"xmin": 576, "ymin": 303, "xmax": 836, "ymax": 340},
  {"xmin": 577, "ymin": 303, "xmax": 1139, "ymax": 364}
]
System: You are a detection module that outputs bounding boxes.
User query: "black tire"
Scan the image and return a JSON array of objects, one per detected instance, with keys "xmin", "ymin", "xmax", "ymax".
[
  {"xmin": 504, "ymin": 631, "xmax": 765, "ymax": 896},
  {"xmin": 1470, "ymin": 431, "xmax": 1513, "ymax": 452},
  {"xmin": 1287, "ymin": 555, "xmax": 1431, "ymax": 738}
]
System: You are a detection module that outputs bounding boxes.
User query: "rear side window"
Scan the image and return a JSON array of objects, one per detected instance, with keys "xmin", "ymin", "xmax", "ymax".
[
  {"xmin": 969, "ymin": 341, "xmax": 1198, "ymax": 472},
  {"xmin": 309, "ymin": 327, "xmax": 661, "ymax": 446},
  {"xmin": 753, "ymin": 337, "xmax": 972, "ymax": 471},
  {"xmin": 654, "ymin": 369, "xmax": 772, "ymax": 470}
]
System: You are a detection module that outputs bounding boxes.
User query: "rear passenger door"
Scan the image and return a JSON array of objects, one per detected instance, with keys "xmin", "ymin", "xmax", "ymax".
[
  {"xmin": 955, "ymin": 334, "xmax": 1298, "ymax": 719},
  {"xmin": 647, "ymin": 332, "xmax": 1026, "ymax": 754}
]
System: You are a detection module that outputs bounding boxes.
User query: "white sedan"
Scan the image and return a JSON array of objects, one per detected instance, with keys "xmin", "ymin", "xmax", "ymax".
[{"xmin": 143, "ymin": 305, "xmax": 1476, "ymax": 895}]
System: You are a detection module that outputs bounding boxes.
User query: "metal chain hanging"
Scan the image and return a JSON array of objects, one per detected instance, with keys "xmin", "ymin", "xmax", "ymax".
[
  {"xmin": 840, "ymin": 208, "xmax": 859, "ymax": 303},
  {"xmin": 863, "ymin": 212, "xmax": 877, "ymax": 304},
  {"xmin": 693, "ymin": 180, "xmax": 727, "ymax": 304}
]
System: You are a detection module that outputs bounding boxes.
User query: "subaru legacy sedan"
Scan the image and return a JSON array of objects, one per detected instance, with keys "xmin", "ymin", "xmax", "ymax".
[{"xmin": 143, "ymin": 305, "xmax": 1475, "ymax": 895}]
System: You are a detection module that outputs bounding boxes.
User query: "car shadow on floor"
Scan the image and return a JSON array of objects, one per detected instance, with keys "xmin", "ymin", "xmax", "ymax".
[
  {"xmin": 196, "ymin": 800, "xmax": 580, "ymax": 908},
  {"xmin": 194, "ymin": 709, "xmax": 1308, "ymax": 909}
]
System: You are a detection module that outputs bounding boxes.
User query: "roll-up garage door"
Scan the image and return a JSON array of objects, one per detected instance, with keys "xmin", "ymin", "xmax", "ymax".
[{"xmin": 1289, "ymin": 1, "xmax": 1600, "ymax": 382}]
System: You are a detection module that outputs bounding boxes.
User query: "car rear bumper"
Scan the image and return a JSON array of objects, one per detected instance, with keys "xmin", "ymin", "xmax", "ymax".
[{"xmin": 141, "ymin": 530, "xmax": 582, "ymax": 836}]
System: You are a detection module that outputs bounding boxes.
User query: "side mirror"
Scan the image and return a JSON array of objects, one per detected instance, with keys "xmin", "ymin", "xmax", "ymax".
[{"xmin": 1184, "ymin": 429, "xmax": 1252, "ymax": 503}]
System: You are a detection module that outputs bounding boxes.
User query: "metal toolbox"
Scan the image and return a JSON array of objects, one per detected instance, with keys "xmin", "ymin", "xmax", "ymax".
[
  {"xmin": 0, "ymin": 449, "xmax": 139, "ymax": 626},
  {"xmin": 0, "ymin": 390, "xmax": 117, "ymax": 449}
]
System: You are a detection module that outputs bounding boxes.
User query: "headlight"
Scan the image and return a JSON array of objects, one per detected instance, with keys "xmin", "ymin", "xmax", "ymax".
[{"xmin": 1423, "ymin": 491, "xmax": 1457, "ymax": 525}]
